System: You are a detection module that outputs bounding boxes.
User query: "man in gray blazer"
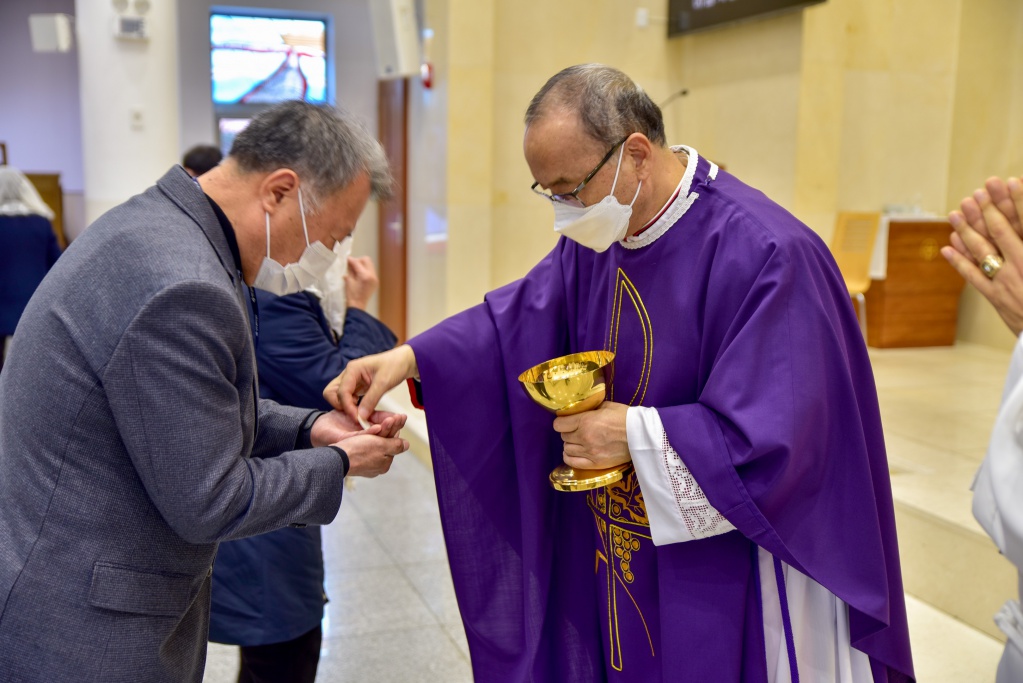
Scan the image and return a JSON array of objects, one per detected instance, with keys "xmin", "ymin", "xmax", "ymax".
[{"xmin": 0, "ymin": 102, "xmax": 408, "ymax": 682}]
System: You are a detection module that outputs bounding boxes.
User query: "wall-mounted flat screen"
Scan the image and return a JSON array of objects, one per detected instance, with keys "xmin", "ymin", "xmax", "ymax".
[
  {"xmin": 217, "ymin": 118, "xmax": 251, "ymax": 156},
  {"xmin": 210, "ymin": 13, "xmax": 327, "ymax": 105},
  {"xmin": 668, "ymin": 0, "xmax": 826, "ymax": 36}
]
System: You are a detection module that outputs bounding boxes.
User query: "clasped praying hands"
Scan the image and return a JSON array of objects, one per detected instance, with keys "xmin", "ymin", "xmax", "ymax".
[{"xmin": 942, "ymin": 176, "xmax": 1023, "ymax": 336}]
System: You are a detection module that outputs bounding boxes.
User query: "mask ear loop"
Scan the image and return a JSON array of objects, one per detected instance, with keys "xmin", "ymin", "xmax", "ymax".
[
  {"xmin": 629, "ymin": 180, "xmax": 643, "ymax": 207},
  {"xmin": 611, "ymin": 142, "xmax": 642, "ymax": 207},
  {"xmin": 609, "ymin": 144, "xmax": 625, "ymax": 195},
  {"xmin": 264, "ymin": 211, "xmax": 271, "ymax": 258},
  {"xmin": 297, "ymin": 186, "xmax": 311, "ymax": 247}
]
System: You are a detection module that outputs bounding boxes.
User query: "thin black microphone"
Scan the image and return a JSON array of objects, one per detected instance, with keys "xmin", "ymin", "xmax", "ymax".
[{"xmin": 658, "ymin": 88, "xmax": 689, "ymax": 109}]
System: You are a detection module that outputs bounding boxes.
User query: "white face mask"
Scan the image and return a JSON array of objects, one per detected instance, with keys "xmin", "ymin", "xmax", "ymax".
[
  {"xmin": 306, "ymin": 236, "xmax": 353, "ymax": 337},
  {"xmin": 552, "ymin": 146, "xmax": 642, "ymax": 253},
  {"xmin": 252, "ymin": 187, "xmax": 338, "ymax": 296}
]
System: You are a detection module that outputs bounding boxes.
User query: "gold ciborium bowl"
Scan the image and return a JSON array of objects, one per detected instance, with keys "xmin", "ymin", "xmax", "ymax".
[{"xmin": 518, "ymin": 350, "xmax": 631, "ymax": 492}]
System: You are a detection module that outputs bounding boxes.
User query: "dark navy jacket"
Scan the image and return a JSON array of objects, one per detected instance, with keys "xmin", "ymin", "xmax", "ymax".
[
  {"xmin": 208, "ymin": 289, "xmax": 397, "ymax": 646},
  {"xmin": 0, "ymin": 214, "xmax": 61, "ymax": 336}
]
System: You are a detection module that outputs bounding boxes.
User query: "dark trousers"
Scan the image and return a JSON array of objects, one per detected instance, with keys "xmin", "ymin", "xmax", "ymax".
[{"xmin": 236, "ymin": 625, "xmax": 322, "ymax": 683}]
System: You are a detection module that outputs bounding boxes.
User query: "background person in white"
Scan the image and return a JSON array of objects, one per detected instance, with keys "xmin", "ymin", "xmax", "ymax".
[{"xmin": 942, "ymin": 175, "xmax": 1023, "ymax": 683}]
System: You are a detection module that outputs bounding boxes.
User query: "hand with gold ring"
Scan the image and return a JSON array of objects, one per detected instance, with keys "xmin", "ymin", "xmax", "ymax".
[
  {"xmin": 980, "ymin": 254, "xmax": 1005, "ymax": 280},
  {"xmin": 942, "ymin": 176, "xmax": 1023, "ymax": 336}
]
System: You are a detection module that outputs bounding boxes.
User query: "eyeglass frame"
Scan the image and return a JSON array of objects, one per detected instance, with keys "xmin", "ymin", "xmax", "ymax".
[{"xmin": 530, "ymin": 135, "xmax": 630, "ymax": 208}]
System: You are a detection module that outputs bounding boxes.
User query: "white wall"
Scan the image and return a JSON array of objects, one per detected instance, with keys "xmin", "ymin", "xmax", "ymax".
[
  {"xmin": 0, "ymin": 0, "xmax": 83, "ymax": 190},
  {"xmin": 76, "ymin": 0, "xmax": 182, "ymax": 224},
  {"xmin": 0, "ymin": 0, "xmax": 86, "ymax": 239},
  {"xmin": 406, "ymin": 6, "xmax": 448, "ymax": 338}
]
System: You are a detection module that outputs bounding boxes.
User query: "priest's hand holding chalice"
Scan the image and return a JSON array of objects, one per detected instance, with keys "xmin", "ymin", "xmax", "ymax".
[{"xmin": 518, "ymin": 350, "xmax": 632, "ymax": 491}]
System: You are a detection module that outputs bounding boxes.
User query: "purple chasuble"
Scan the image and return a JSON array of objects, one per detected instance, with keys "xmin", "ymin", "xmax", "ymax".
[{"xmin": 408, "ymin": 153, "xmax": 914, "ymax": 682}]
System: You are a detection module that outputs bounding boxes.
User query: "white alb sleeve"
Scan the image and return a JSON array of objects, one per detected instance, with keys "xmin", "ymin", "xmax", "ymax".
[{"xmin": 627, "ymin": 405, "xmax": 736, "ymax": 546}]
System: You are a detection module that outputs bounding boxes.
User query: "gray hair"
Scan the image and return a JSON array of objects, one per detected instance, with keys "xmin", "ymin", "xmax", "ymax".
[
  {"xmin": 525, "ymin": 64, "xmax": 666, "ymax": 148},
  {"xmin": 229, "ymin": 101, "xmax": 392, "ymax": 209}
]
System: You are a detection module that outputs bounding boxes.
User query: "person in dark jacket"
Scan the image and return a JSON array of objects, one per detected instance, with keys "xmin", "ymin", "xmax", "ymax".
[
  {"xmin": 0, "ymin": 166, "xmax": 61, "ymax": 369},
  {"xmin": 208, "ymin": 250, "xmax": 397, "ymax": 683}
]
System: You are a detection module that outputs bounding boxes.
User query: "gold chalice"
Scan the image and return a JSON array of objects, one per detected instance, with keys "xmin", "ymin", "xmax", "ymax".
[{"xmin": 518, "ymin": 350, "xmax": 631, "ymax": 492}]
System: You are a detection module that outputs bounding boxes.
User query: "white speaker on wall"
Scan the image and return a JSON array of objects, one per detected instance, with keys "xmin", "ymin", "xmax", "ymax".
[
  {"xmin": 29, "ymin": 14, "xmax": 74, "ymax": 53},
  {"xmin": 368, "ymin": 0, "xmax": 421, "ymax": 80}
]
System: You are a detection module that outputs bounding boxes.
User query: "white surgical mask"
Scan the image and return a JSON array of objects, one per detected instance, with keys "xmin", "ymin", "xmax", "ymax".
[
  {"xmin": 552, "ymin": 147, "xmax": 642, "ymax": 253},
  {"xmin": 306, "ymin": 236, "xmax": 353, "ymax": 337},
  {"xmin": 252, "ymin": 187, "xmax": 338, "ymax": 296}
]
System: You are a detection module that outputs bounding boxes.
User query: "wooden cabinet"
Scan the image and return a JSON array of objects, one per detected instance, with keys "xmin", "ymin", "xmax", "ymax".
[
  {"xmin": 864, "ymin": 219, "xmax": 963, "ymax": 347},
  {"xmin": 25, "ymin": 173, "xmax": 66, "ymax": 249}
]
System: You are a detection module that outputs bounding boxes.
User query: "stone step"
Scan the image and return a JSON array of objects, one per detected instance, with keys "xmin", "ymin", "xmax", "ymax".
[
  {"xmin": 894, "ymin": 497, "xmax": 1015, "ymax": 642},
  {"xmin": 871, "ymin": 342, "xmax": 1019, "ymax": 643},
  {"xmin": 905, "ymin": 592, "xmax": 1002, "ymax": 681}
]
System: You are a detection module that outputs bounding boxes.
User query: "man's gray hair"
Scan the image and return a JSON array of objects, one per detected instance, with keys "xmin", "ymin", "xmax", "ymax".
[
  {"xmin": 229, "ymin": 101, "xmax": 392, "ymax": 209},
  {"xmin": 525, "ymin": 64, "xmax": 667, "ymax": 148}
]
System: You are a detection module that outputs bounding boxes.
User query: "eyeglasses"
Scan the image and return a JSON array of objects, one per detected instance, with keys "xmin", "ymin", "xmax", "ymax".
[{"xmin": 530, "ymin": 136, "xmax": 629, "ymax": 208}]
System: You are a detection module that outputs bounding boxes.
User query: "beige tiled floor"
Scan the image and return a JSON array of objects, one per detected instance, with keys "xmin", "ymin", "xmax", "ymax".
[
  {"xmin": 203, "ymin": 451, "xmax": 472, "ymax": 683},
  {"xmin": 204, "ymin": 343, "xmax": 1014, "ymax": 682}
]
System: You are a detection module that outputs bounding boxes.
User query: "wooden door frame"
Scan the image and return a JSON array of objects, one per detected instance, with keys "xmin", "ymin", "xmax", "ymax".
[{"xmin": 377, "ymin": 79, "xmax": 409, "ymax": 343}]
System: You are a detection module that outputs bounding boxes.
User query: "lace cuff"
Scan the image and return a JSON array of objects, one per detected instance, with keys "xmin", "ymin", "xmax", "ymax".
[{"xmin": 627, "ymin": 405, "xmax": 735, "ymax": 545}]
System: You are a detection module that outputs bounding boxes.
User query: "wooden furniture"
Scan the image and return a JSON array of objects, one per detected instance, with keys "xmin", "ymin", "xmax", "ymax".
[
  {"xmin": 864, "ymin": 219, "xmax": 963, "ymax": 347},
  {"xmin": 25, "ymin": 173, "xmax": 67, "ymax": 249},
  {"xmin": 830, "ymin": 212, "xmax": 881, "ymax": 337}
]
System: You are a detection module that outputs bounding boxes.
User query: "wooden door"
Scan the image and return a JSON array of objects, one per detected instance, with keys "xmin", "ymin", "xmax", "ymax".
[{"xmin": 377, "ymin": 79, "xmax": 409, "ymax": 343}]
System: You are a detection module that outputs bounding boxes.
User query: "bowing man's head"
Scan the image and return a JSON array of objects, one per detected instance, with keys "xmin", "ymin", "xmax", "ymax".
[{"xmin": 198, "ymin": 102, "xmax": 392, "ymax": 292}]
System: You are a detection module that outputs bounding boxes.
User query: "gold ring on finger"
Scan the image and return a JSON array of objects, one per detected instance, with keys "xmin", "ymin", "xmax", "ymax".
[{"xmin": 981, "ymin": 254, "xmax": 1005, "ymax": 280}]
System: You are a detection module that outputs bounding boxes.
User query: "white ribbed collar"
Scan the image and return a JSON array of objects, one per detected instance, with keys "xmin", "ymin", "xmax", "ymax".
[{"xmin": 621, "ymin": 145, "xmax": 717, "ymax": 250}]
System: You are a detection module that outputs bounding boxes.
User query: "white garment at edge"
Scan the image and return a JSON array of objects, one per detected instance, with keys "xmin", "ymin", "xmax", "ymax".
[
  {"xmin": 621, "ymin": 166, "xmax": 873, "ymax": 683},
  {"xmin": 0, "ymin": 166, "xmax": 54, "ymax": 219},
  {"xmin": 973, "ymin": 334, "xmax": 1023, "ymax": 683}
]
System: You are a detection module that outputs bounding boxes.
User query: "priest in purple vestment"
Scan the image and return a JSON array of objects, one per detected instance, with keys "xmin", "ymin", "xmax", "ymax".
[{"xmin": 326, "ymin": 64, "xmax": 914, "ymax": 682}]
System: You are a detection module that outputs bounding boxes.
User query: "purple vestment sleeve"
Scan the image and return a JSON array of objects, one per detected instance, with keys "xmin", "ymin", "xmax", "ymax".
[
  {"xmin": 409, "ymin": 245, "xmax": 605, "ymax": 682},
  {"xmin": 654, "ymin": 177, "xmax": 913, "ymax": 681}
]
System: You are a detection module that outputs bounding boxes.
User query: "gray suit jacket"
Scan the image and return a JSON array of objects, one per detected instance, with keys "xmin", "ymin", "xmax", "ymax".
[{"xmin": 0, "ymin": 167, "xmax": 345, "ymax": 682}]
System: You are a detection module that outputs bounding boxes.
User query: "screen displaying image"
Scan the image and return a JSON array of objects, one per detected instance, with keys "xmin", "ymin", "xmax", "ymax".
[
  {"xmin": 668, "ymin": 0, "xmax": 826, "ymax": 36},
  {"xmin": 217, "ymin": 117, "xmax": 251, "ymax": 156},
  {"xmin": 210, "ymin": 13, "xmax": 327, "ymax": 105}
]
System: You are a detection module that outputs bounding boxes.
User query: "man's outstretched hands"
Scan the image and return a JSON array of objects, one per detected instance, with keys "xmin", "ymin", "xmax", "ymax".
[
  {"xmin": 323, "ymin": 344, "xmax": 419, "ymax": 425},
  {"xmin": 310, "ymin": 409, "xmax": 409, "ymax": 478}
]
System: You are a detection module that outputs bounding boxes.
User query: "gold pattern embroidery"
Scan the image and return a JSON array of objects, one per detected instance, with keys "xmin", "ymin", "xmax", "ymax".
[
  {"xmin": 586, "ymin": 266, "xmax": 656, "ymax": 671},
  {"xmin": 606, "ymin": 268, "xmax": 653, "ymax": 406},
  {"xmin": 612, "ymin": 527, "xmax": 641, "ymax": 583},
  {"xmin": 606, "ymin": 471, "xmax": 649, "ymax": 527},
  {"xmin": 588, "ymin": 498, "xmax": 657, "ymax": 670}
]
